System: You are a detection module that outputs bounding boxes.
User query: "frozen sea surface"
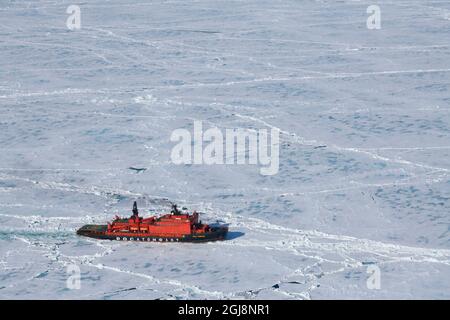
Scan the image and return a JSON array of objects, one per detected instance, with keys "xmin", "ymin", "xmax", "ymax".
[{"xmin": 0, "ymin": 0, "xmax": 450, "ymax": 299}]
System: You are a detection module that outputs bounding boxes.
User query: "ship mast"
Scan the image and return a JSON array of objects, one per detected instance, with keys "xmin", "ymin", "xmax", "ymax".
[{"xmin": 132, "ymin": 201, "xmax": 139, "ymax": 217}]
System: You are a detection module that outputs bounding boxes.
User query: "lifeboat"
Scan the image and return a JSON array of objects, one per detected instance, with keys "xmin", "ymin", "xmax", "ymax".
[{"xmin": 77, "ymin": 202, "xmax": 228, "ymax": 242}]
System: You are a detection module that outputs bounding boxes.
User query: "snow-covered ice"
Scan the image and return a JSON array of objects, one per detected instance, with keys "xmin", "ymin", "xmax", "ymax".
[{"xmin": 0, "ymin": 0, "xmax": 450, "ymax": 299}]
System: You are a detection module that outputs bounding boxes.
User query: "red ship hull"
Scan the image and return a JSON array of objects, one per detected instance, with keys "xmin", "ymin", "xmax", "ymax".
[
  {"xmin": 77, "ymin": 224, "xmax": 228, "ymax": 242},
  {"xmin": 76, "ymin": 202, "xmax": 229, "ymax": 243}
]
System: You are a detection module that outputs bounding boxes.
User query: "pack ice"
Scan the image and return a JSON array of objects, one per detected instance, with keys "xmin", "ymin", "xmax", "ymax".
[{"xmin": 0, "ymin": 0, "xmax": 449, "ymax": 299}]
